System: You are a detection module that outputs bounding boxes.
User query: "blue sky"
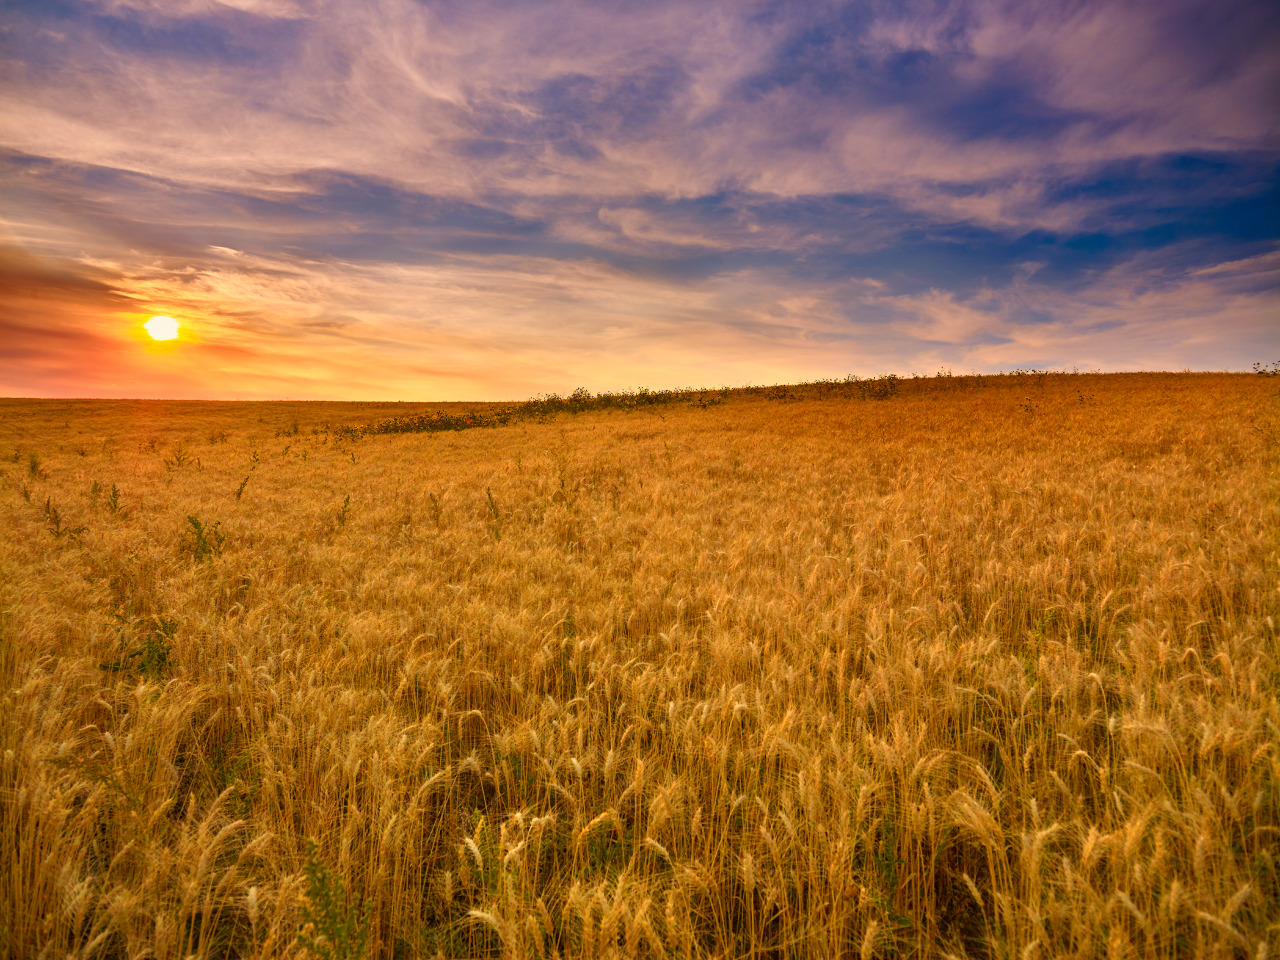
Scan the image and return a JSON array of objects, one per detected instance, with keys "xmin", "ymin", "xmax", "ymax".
[{"xmin": 1, "ymin": 0, "xmax": 1277, "ymax": 398}]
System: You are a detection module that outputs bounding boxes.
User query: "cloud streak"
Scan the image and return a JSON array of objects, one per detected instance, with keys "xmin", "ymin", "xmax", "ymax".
[{"xmin": 1, "ymin": 0, "xmax": 1276, "ymax": 397}]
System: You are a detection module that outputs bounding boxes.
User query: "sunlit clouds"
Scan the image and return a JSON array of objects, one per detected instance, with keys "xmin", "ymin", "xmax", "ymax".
[{"xmin": 1, "ymin": 0, "xmax": 1277, "ymax": 398}]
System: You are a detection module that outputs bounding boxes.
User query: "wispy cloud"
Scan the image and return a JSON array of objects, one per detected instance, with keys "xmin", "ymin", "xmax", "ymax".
[{"xmin": 2, "ymin": 0, "xmax": 1276, "ymax": 397}]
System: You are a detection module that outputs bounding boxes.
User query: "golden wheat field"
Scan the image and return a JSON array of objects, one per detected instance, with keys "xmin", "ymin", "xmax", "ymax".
[{"xmin": 1, "ymin": 372, "xmax": 1276, "ymax": 960}]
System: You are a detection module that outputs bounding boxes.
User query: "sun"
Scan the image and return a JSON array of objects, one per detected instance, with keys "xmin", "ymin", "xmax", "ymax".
[{"xmin": 144, "ymin": 316, "xmax": 181, "ymax": 341}]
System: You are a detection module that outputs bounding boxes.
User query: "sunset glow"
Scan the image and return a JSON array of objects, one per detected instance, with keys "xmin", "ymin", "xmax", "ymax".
[{"xmin": 1, "ymin": 1, "xmax": 1276, "ymax": 399}]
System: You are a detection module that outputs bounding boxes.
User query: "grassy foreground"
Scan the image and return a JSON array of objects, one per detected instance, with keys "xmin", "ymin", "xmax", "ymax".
[{"xmin": 1, "ymin": 372, "xmax": 1276, "ymax": 959}]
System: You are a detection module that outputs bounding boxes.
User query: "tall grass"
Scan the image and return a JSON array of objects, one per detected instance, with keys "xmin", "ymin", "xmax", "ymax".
[{"xmin": 0, "ymin": 372, "xmax": 1276, "ymax": 959}]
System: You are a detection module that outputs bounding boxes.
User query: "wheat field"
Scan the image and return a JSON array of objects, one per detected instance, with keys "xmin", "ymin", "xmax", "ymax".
[{"xmin": 1, "ymin": 372, "xmax": 1276, "ymax": 960}]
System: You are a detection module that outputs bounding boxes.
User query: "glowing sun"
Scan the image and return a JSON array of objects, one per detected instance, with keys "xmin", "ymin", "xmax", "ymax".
[{"xmin": 144, "ymin": 316, "xmax": 181, "ymax": 340}]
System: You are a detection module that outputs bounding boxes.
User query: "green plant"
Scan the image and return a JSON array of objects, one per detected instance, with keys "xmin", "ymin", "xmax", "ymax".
[
  {"xmin": 100, "ymin": 613, "xmax": 176, "ymax": 681},
  {"xmin": 43, "ymin": 498, "xmax": 86, "ymax": 540},
  {"xmin": 297, "ymin": 840, "xmax": 369, "ymax": 960},
  {"xmin": 163, "ymin": 442, "xmax": 190, "ymax": 470},
  {"xmin": 853, "ymin": 374, "xmax": 901, "ymax": 400},
  {"xmin": 486, "ymin": 487, "xmax": 501, "ymax": 540},
  {"xmin": 235, "ymin": 476, "xmax": 250, "ymax": 500},
  {"xmin": 28, "ymin": 452, "xmax": 43, "ymax": 478},
  {"xmin": 765, "ymin": 385, "xmax": 802, "ymax": 402},
  {"xmin": 337, "ymin": 494, "xmax": 350, "ymax": 528},
  {"xmin": 1011, "ymin": 367, "xmax": 1049, "ymax": 388},
  {"xmin": 210, "ymin": 736, "xmax": 262, "ymax": 817},
  {"xmin": 186, "ymin": 515, "xmax": 225, "ymax": 561},
  {"xmin": 107, "ymin": 483, "xmax": 121, "ymax": 514}
]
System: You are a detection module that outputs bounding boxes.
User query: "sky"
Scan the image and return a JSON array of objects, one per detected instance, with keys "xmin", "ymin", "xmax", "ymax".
[{"xmin": 1, "ymin": 0, "xmax": 1277, "ymax": 400}]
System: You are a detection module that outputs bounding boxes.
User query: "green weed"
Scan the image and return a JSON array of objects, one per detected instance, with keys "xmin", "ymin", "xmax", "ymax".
[
  {"xmin": 486, "ymin": 487, "xmax": 501, "ymax": 540},
  {"xmin": 297, "ymin": 840, "xmax": 369, "ymax": 960},
  {"xmin": 186, "ymin": 515, "xmax": 225, "ymax": 561},
  {"xmin": 43, "ymin": 498, "xmax": 86, "ymax": 540},
  {"xmin": 854, "ymin": 374, "xmax": 901, "ymax": 400},
  {"xmin": 162, "ymin": 442, "xmax": 190, "ymax": 470},
  {"xmin": 100, "ymin": 612, "xmax": 176, "ymax": 681}
]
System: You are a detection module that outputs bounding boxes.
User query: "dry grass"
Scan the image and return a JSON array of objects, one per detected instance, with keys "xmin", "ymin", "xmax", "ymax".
[{"xmin": 1, "ymin": 372, "xmax": 1276, "ymax": 960}]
